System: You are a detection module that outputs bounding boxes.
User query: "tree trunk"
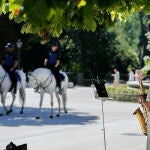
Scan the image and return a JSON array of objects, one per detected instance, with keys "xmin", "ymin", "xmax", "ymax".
[{"xmin": 139, "ymin": 12, "xmax": 147, "ymax": 68}]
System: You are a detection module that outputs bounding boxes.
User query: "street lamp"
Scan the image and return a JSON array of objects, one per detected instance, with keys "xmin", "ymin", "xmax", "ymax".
[{"xmin": 16, "ymin": 39, "xmax": 23, "ymax": 68}]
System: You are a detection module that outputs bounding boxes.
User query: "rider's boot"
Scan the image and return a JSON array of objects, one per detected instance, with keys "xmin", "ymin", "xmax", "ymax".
[{"xmin": 12, "ymin": 82, "xmax": 17, "ymax": 94}]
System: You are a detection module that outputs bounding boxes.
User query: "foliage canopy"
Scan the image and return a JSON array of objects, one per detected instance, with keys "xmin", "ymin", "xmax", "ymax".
[{"xmin": 1, "ymin": 0, "xmax": 150, "ymax": 37}]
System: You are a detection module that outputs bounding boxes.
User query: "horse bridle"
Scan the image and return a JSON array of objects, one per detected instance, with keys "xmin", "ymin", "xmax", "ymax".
[{"xmin": 30, "ymin": 73, "xmax": 52, "ymax": 91}]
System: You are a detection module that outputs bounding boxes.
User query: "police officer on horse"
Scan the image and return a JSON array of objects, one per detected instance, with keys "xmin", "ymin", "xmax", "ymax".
[
  {"xmin": 44, "ymin": 41, "xmax": 64, "ymax": 92},
  {"xmin": 2, "ymin": 43, "xmax": 18, "ymax": 94}
]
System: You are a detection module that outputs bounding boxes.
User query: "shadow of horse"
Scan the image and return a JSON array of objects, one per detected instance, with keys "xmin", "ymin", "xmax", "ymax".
[{"xmin": 0, "ymin": 106, "xmax": 99, "ymax": 127}]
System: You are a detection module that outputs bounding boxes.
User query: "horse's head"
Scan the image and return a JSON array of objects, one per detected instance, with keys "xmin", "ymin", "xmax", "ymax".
[{"xmin": 28, "ymin": 73, "xmax": 40, "ymax": 92}]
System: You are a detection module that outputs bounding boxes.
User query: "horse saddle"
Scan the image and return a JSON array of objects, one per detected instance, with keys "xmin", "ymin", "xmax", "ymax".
[
  {"xmin": 15, "ymin": 71, "xmax": 21, "ymax": 82},
  {"xmin": 59, "ymin": 72, "xmax": 65, "ymax": 81}
]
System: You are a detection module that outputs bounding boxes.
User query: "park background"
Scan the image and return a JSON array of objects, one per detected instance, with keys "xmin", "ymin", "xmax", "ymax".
[
  {"xmin": 0, "ymin": 12, "xmax": 150, "ymax": 85},
  {"xmin": 0, "ymin": 2, "xmax": 150, "ymax": 97},
  {"xmin": 0, "ymin": 1, "xmax": 150, "ymax": 149}
]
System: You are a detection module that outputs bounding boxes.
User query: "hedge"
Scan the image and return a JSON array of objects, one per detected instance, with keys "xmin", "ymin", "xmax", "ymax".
[{"xmin": 106, "ymin": 84, "xmax": 148, "ymax": 102}]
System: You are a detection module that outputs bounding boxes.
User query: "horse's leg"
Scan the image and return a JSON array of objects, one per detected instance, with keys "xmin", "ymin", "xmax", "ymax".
[
  {"xmin": 55, "ymin": 92, "xmax": 61, "ymax": 117},
  {"xmin": 62, "ymin": 88, "xmax": 68, "ymax": 113},
  {"xmin": 19, "ymin": 87, "xmax": 26, "ymax": 114},
  {"xmin": 49, "ymin": 93, "xmax": 54, "ymax": 118},
  {"xmin": 36, "ymin": 91, "xmax": 44, "ymax": 119},
  {"xmin": 9, "ymin": 92, "xmax": 16, "ymax": 113},
  {"xmin": 0, "ymin": 93, "xmax": 9, "ymax": 115}
]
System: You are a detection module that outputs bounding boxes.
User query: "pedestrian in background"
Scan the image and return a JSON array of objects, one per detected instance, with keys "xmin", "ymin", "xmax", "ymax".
[
  {"xmin": 112, "ymin": 68, "xmax": 120, "ymax": 88},
  {"xmin": 128, "ymin": 69, "xmax": 135, "ymax": 81}
]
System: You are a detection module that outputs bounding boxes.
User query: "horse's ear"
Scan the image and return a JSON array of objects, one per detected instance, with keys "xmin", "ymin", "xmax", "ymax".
[
  {"xmin": 27, "ymin": 72, "xmax": 32, "ymax": 79},
  {"xmin": 27, "ymin": 74, "xmax": 31, "ymax": 79}
]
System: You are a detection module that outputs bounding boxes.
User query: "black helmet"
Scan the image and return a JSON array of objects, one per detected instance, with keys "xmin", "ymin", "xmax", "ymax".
[
  {"xmin": 5, "ymin": 43, "xmax": 14, "ymax": 48},
  {"xmin": 51, "ymin": 41, "xmax": 59, "ymax": 47}
]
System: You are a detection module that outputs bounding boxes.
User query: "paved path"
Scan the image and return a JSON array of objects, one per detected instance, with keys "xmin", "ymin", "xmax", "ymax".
[{"xmin": 0, "ymin": 87, "xmax": 147, "ymax": 150}]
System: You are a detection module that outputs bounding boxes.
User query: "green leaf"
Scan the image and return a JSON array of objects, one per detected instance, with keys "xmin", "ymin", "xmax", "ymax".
[
  {"xmin": 0, "ymin": 0, "xmax": 6, "ymax": 14},
  {"xmin": 1, "ymin": 0, "xmax": 150, "ymax": 37},
  {"xmin": 2, "ymin": 3, "xmax": 9, "ymax": 14},
  {"xmin": 21, "ymin": 23, "xmax": 41, "ymax": 34}
]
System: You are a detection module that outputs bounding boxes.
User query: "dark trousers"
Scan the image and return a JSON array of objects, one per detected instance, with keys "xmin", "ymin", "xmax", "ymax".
[
  {"xmin": 47, "ymin": 65, "xmax": 64, "ymax": 88},
  {"xmin": 3, "ymin": 66, "xmax": 17, "ymax": 93},
  {"xmin": 51, "ymin": 67, "xmax": 61, "ymax": 88}
]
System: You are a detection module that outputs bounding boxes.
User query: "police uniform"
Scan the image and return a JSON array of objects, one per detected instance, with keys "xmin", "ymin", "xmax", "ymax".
[
  {"xmin": 2, "ymin": 43, "xmax": 18, "ymax": 93},
  {"xmin": 46, "ymin": 49, "xmax": 64, "ymax": 88}
]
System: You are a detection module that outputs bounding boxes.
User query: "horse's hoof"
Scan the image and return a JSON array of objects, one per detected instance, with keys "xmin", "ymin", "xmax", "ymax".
[
  {"xmin": 49, "ymin": 115, "xmax": 53, "ymax": 119},
  {"xmin": 36, "ymin": 116, "xmax": 40, "ymax": 119},
  {"xmin": 7, "ymin": 109, "xmax": 12, "ymax": 115},
  {"xmin": 20, "ymin": 111, "xmax": 23, "ymax": 114},
  {"xmin": 65, "ymin": 110, "xmax": 68, "ymax": 114},
  {"xmin": 56, "ymin": 114, "xmax": 60, "ymax": 117},
  {"xmin": 0, "ymin": 113, "xmax": 3, "ymax": 116},
  {"xmin": 9, "ymin": 109, "xmax": 13, "ymax": 113},
  {"xmin": 6, "ymin": 111, "xmax": 10, "ymax": 115}
]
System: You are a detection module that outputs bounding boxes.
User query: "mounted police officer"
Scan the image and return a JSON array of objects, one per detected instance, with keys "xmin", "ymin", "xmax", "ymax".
[
  {"xmin": 44, "ymin": 41, "xmax": 64, "ymax": 92},
  {"xmin": 2, "ymin": 43, "xmax": 18, "ymax": 94}
]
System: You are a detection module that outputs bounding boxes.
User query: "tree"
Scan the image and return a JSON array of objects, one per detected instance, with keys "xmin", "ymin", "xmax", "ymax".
[
  {"xmin": 0, "ymin": 3, "xmax": 148, "ymax": 79},
  {"xmin": 1, "ymin": 0, "xmax": 150, "ymax": 37},
  {"xmin": 107, "ymin": 13, "xmax": 141, "ymax": 73},
  {"xmin": 0, "ymin": 14, "xmax": 23, "ymax": 61},
  {"xmin": 138, "ymin": 12, "xmax": 148, "ymax": 68}
]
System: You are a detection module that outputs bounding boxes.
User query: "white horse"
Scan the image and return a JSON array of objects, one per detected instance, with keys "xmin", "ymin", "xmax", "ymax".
[
  {"xmin": 28, "ymin": 68, "xmax": 68, "ymax": 119},
  {"xmin": 0, "ymin": 65, "xmax": 26, "ymax": 115}
]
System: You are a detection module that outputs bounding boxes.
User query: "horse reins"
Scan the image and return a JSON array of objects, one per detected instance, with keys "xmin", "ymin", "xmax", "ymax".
[{"xmin": 30, "ymin": 73, "xmax": 52, "ymax": 91}]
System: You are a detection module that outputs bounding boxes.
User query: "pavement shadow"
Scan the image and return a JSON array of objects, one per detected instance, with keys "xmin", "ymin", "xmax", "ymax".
[{"xmin": 0, "ymin": 106, "xmax": 99, "ymax": 127}]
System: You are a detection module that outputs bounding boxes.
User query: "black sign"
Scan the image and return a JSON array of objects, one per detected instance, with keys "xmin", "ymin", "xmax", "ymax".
[{"xmin": 92, "ymin": 79, "xmax": 108, "ymax": 97}]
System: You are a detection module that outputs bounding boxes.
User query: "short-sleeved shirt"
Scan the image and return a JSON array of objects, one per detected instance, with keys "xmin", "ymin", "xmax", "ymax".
[
  {"xmin": 46, "ymin": 50, "xmax": 61, "ymax": 67},
  {"xmin": 114, "ymin": 71, "xmax": 120, "ymax": 81},
  {"xmin": 3, "ymin": 51, "xmax": 18, "ymax": 68},
  {"xmin": 128, "ymin": 71, "xmax": 135, "ymax": 81}
]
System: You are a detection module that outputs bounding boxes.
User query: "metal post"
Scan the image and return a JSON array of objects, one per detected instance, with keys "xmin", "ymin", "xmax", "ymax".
[
  {"xmin": 101, "ymin": 97, "xmax": 107, "ymax": 150},
  {"xmin": 91, "ymin": 79, "xmax": 108, "ymax": 150}
]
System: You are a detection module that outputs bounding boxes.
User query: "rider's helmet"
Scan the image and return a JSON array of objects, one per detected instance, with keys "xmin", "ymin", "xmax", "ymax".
[
  {"xmin": 5, "ymin": 43, "xmax": 14, "ymax": 49},
  {"xmin": 51, "ymin": 41, "xmax": 59, "ymax": 47}
]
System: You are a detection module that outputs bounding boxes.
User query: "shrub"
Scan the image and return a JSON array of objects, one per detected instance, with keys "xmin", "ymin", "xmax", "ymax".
[{"xmin": 106, "ymin": 84, "xmax": 146, "ymax": 102}]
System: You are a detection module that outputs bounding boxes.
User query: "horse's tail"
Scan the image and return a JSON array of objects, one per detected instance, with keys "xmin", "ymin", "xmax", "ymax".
[
  {"xmin": 19, "ymin": 85, "xmax": 26, "ymax": 105},
  {"xmin": 18, "ymin": 70, "xmax": 26, "ymax": 105},
  {"xmin": 60, "ymin": 72, "xmax": 69, "ymax": 89}
]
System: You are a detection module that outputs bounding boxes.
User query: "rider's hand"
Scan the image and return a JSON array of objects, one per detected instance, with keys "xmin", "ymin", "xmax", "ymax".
[{"xmin": 10, "ymin": 68, "xmax": 13, "ymax": 72}]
